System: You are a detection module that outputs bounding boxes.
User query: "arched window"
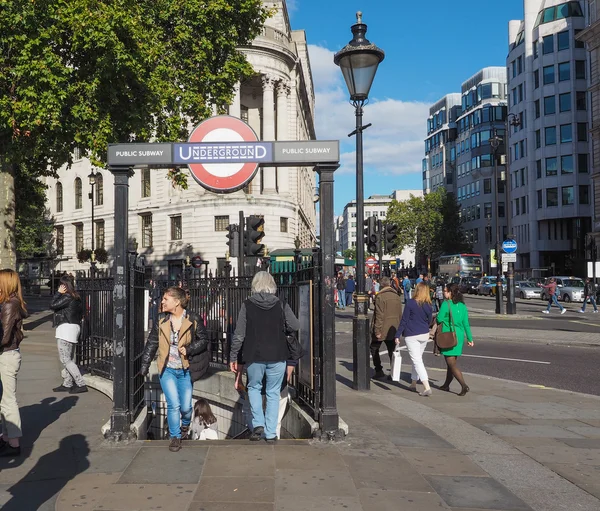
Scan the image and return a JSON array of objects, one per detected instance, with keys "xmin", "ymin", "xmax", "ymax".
[
  {"xmin": 56, "ymin": 182, "xmax": 63, "ymax": 212},
  {"xmin": 75, "ymin": 178, "xmax": 82, "ymax": 209},
  {"xmin": 95, "ymin": 173, "xmax": 104, "ymax": 206}
]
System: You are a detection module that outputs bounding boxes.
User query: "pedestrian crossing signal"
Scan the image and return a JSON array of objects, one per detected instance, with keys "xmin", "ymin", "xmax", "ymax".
[
  {"xmin": 244, "ymin": 215, "xmax": 265, "ymax": 256},
  {"xmin": 384, "ymin": 224, "xmax": 397, "ymax": 254}
]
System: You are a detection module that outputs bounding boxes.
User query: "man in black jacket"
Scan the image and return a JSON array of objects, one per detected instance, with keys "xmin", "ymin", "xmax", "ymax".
[{"xmin": 580, "ymin": 278, "xmax": 598, "ymax": 313}]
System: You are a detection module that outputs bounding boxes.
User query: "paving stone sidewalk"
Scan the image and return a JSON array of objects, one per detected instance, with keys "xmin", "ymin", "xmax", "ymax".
[{"xmin": 2, "ymin": 316, "xmax": 599, "ymax": 510}]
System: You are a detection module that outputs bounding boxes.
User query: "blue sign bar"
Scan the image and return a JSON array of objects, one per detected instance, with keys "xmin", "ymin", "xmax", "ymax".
[{"xmin": 173, "ymin": 142, "xmax": 273, "ymax": 164}]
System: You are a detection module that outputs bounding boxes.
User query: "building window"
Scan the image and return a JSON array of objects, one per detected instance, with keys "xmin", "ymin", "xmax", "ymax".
[
  {"xmin": 240, "ymin": 105, "xmax": 249, "ymax": 123},
  {"xmin": 558, "ymin": 62, "xmax": 570, "ymax": 81},
  {"xmin": 74, "ymin": 147, "xmax": 82, "ymax": 161},
  {"xmin": 534, "ymin": 99, "xmax": 540, "ymax": 118},
  {"xmin": 141, "ymin": 168, "xmax": 151, "ymax": 198},
  {"xmin": 56, "ymin": 182, "xmax": 63, "ymax": 213},
  {"xmin": 545, "ymin": 126, "xmax": 556, "ymax": 145},
  {"xmin": 536, "ymin": 159, "xmax": 542, "ymax": 179},
  {"xmin": 579, "ymin": 185, "xmax": 590, "ymax": 204},
  {"xmin": 95, "ymin": 173, "xmax": 104, "ymax": 206},
  {"xmin": 559, "ymin": 92, "xmax": 571, "ymax": 112},
  {"xmin": 542, "ymin": 35, "xmax": 554, "ymax": 54},
  {"xmin": 562, "ymin": 186, "xmax": 574, "ymax": 206},
  {"xmin": 546, "ymin": 157, "xmax": 557, "ymax": 176},
  {"xmin": 484, "ymin": 178, "xmax": 492, "ymax": 194},
  {"xmin": 546, "ymin": 188, "xmax": 558, "ymax": 207},
  {"xmin": 534, "ymin": 70, "xmax": 540, "ymax": 89},
  {"xmin": 171, "ymin": 215, "xmax": 182, "ymax": 240},
  {"xmin": 534, "ymin": 40, "xmax": 539, "ymax": 58},
  {"xmin": 535, "ymin": 130, "xmax": 541, "ymax": 149},
  {"xmin": 74, "ymin": 178, "xmax": 82, "ymax": 209},
  {"xmin": 280, "ymin": 217, "xmax": 288, "ymax": 233},
  {"xmin": 577, "ymin": 123, "xmax": 588, "ymax": 142},
  {"xmin": 75, "ymin": 223, "xmax": 84, "ymax": 253},
  {"xmin": 537, "ymin": 190, "xmax": 543, "ymax": 209},
  {"xmin": 498, "ymin": 202, "xmax": 505, "ymax": 218},
  {"xmin": 56, "ymin": 226, "xmax": 64, "ymax": 255},
  {"xmin": 515, "ymin": 198, "xmax": 520, "ymax": 216},
  {"xmin": 141, "ymin": 214, "xmax": 153, "ymax": 247},
  {"xmin": 579, "ymin": 153, "xmax": 589, "ymax": 173},
  {"xmin": 575, "ymin": 29, "xmax": 585, "ymax": 48},
  {"xmin": 575, "ymin": 60, "xmax": 586, "ymax": 79},
  {"xmin": 561, "ymin": 155, "xmax": 574, "ymax": 174},
  {"xmin": 560, "ymin": 124, "xmax": 572, "ymax": 143},
  {"xmin": 543, "ymin": 65, "xmax": 555, "ymax": 84},
  {"xmin": 484, "ymin": 202, "xmax": 492, "ymax": 219},
  {"xmin": 521, "ymin": 196, "xmax": 527, "ymax": 214},
  {"xmin": 576, "ymin": 91, "xmax": 587, "ymax": 110},
  {"xmin": 544, "ymin": 96, "xmax": 555, "ymax": 115},
  {"xmin": 95, "ymin": 220, "xmax": 105, "ymax": 249},
  {"xmin": 557, "ymin": 30, "xmax": 570, "ymax": 50},
  {"xmin": 214, "ymin": 215, "xmax": 229, "ymax": 232}
]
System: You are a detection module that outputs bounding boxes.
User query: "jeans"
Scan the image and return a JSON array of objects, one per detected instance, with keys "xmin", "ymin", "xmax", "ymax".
[
  {"xmin": 404, "ymin": 334, "xmax": 429, "ymax": 383},
  {"xmin": 0, "ymin": 350, "xmax": 22, "ymax": 439},
  {"xmin": 57, "ymin": 339, "xmax": 85, "ymax": 387},
  {"xmin": 247, "ymin": 361, "xmax": 286, "ymax": 439},
  {"xmin": 546, "ymin": 294, "xmax": 564, "ymax": 312},
  {"xmin": 337, "ymin": 289, "xmax": 346, "ymax": 308},
  {"xmin": 159, "ymin": 367, "xmax": 193, "ymax": 439},
  {"xmin": 345, "ymin": 291, "xmax": 353, "ymax": 306},
  {"xmin": 582, "ymin": 295, "xmax": 598, "ymax": 312},
  {"xmin": 370, "ymin": 339, "xmax": 395, "ymax": 373}
]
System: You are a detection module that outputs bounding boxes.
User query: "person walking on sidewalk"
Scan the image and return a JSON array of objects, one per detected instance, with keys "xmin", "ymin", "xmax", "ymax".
[
  {"xmin": 395, "ymin": 282, "xmax": 433, "ymax": 396},
  {"xmin": 140, "ymin": 287, "xmax": 209, "ymax": 452},
  {"xmin": 402, "ymin": 275, "xmax": 412, "ymax": 303},
  {"xmin": 50, "ymin": 275, "xmax": 87, "ymax": 394},
  {"xmin": 345, "ymin": 274, "xmax": 355, "ymax": 307},
  {"xmin": 336, "ymin": 273, "xmax": 346, "ymax": 310},
  {"xmin": 370, "ymin": 277, "xmax": 403, "ymax": 379},
  {"xmin": 580, "ymin": 278, "xmax": 598, "ymax": 313},
  {"xmin": 539, "ymin": 278, "xmax": 566, "ymax": 315},
  {"xmin": 0, "ymin": 269, "xmax": 28, "ymax": 457},
  {"xmin": 437, "ymin": 283, "xmax": 473, "ymax": 396},
  {"xmin": 229, "ymin": 272, "xmax": 299, "ymax": 444}
]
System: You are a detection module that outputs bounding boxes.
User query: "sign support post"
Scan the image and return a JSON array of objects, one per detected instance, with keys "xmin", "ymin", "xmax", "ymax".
[
  {"xmin": 238, "ymin": 210, "xmax": 245, "ymax": 276},
  {"xmin": 502, "ymin": 239, "xmax": 518, "ymax": 315}
]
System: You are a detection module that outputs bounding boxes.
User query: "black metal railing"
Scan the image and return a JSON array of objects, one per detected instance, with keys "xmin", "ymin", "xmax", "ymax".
[{"xmin": 128, "ymin": 256, "xmax": 147, "ymax": 416}]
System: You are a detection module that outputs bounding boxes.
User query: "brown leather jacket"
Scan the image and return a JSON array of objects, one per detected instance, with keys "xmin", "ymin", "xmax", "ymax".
[
  {"xmin": 1, "ymin": 295, "xmax": 26, "ymax": 352},
  {"xmin": 372, "ymin": 286, "xmax": 403, "ymax": 341}
]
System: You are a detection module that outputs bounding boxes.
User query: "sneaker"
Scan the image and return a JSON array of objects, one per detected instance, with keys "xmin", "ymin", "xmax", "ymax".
[
  {"xmin": 265, "ymin": 437, "xmax": 278, "ymax": 444},
  {"xmin": 69, "ymin": 385, "xmax": 88, "ymax": 394},
  {"xmin": 542, "ymin": 310, "xmax": 550, "ymax": 314},
  {"xmin": 249, "ymin": 426, "xmax": 264, "ymax": 441},
  {"xmin": 561, "ymin": 309, "xmax": 567, "ymax": 315},
  {"xmin": 52, "ymin": 385, "xmax": 73, "ymax": 392},
  {"xmin": 181, "ymin": 425, "xmax": 190, "ymax": 440},
  {"xmin": 168, "ymin": 437, "xmax": 182, "ymax": 452},
  {"xmin": 594, "ymin": 310, "xmax": 599, "ymax": 313},
  {"xmin": 579, "ymin": 310, "xmax": 585, "ymax": 313},
  {"xmin": 419, "ymin": 389, "xmax": 432, "ymax": 397},
  {"xmin": 0, "ymin": 441, "xmax": 21, "ymax": 457}
]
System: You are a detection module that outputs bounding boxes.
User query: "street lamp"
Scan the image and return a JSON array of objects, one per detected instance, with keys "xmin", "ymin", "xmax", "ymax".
[
  {"xmin": 504, "ymin": 113, "xmax": 521, "ymax": 315},
  {"xmin": 490, "ymin": 132, "xmax": 504, "ymax": 315},
  {"xmin": 334, "ymin": 11, "xmax": 384, "ymax": 390},
  {"xmin": 88, "ymin": 170, "xmax": 97, "ymax": 273}
]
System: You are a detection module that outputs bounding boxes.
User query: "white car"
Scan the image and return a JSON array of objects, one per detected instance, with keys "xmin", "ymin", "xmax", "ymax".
[
  {"xmin": 515, "ymin": 281, "xmax": 541, "ymax": 300},
  {"xmin": 540, "ymin": 277, "xmax": 585, "ymax": 303}
]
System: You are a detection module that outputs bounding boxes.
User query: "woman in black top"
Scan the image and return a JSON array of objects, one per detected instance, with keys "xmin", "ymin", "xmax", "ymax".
[
  {"xmin": 230, "ymin": 271, "xmax": 299, "ymax": 443},
  {"xmin": 50, "ymin": 275, "xmax": 86, "ymax": 393}
]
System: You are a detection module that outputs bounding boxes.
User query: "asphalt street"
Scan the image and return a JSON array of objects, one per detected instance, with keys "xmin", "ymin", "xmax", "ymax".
[{"xmin": 335, "ymin": 301, "xmax": 600, "ymax": 396}]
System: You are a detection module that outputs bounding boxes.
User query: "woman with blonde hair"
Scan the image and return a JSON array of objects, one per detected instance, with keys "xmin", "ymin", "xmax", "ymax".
[
  {"xmin": 395, "ymin": 281, "xmax": 433, "ymax": 396},
  {"xmin": 0, "ymin": 269, "xmax": 28, "ymax": 457}
]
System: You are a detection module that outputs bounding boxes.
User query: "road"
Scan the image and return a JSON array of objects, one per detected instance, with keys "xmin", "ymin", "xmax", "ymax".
[{"xmin": 334, "ymin": 302, "xmax": 600, "ymax": 396}]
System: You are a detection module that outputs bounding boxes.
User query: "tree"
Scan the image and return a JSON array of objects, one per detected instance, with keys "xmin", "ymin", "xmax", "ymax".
[
  {"xmin": 342, "ymin": 248, "xmax": 356, "ymax": 260},
  {"xmin": 0, "ymin": 0, "xmax": 269, "ymax": 268}
]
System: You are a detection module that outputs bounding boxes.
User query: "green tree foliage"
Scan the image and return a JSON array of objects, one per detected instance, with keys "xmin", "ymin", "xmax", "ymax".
[
  {"xmin": 342, "ymin": 248, "xmax": 356, "ymax": 260},
  {"xmin": 0, "ymin": 0, "xmax": 269, "ymax": 267},
  {"xmin": 385, "ymin": 189, "xmax": 472, "ymax": 262}
]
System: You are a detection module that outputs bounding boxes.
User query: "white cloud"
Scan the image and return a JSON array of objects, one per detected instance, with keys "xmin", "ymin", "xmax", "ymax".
[
  {"xmin": 286, "ymin": 0, "xmax": 298, "ymax": 14},
  {"xmin": 308, "ymin": 44, "xmax": 429, "ymax": 177}
]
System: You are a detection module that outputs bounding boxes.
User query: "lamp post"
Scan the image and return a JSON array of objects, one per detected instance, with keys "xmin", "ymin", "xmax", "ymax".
[
  {"xmin": 88, "ymin": 170, "xmax": 97, "ymax": 274},
  {"xmin": 490, "ymin": 132, "xmax": 504, "ymax": 315},
  {"xmin": 334, "ymin": 11, "xmax": 385, "ymax": 390},
  {"xmin": 504, "ymin": 113, "xmax": 521, "ymax": 315}
]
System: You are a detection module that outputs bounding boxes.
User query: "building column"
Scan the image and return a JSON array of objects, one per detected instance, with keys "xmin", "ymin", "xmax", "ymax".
[
  {"xmin": 262, "ymin": 75, "xmax": 277, "ymax": 194},
  {"xmin": 229, "ymin": 83, "xmax": 241, "ymax": 118},
  {"xmin": 277, "ymin": 80, "xmax": 291, "ymax": 194}
]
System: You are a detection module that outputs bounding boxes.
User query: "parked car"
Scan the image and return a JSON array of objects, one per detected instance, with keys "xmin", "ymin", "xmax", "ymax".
[
  {"xmin": 477, "ymin": 276, "xmax": 507, "ymax": 296},
  {"xmin": 459, "ymin": 277, "xmax": 479, "ymax": 295},
  {"xmin": 539, "ymin": 276, "xmax": 585, "ymax": 303},
  {"xmin": 515, "ymin": 281, "xmax": 541, "ymax": 300}
]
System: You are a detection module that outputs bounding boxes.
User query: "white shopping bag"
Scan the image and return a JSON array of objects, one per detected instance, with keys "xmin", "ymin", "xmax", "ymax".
[{"xmin": 391, "ymin": 346, "xmax": 402, "ymax": 382}]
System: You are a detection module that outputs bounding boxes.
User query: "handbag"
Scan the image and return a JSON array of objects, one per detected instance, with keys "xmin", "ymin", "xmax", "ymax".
[
  {"xmin": 391, "ymin": 346, "xmax": 402, "ymax": 382},
  {"xmin": 435, "ymin": 300, "xmax": 458, "ymax": 349},
  {"xmin": 280, "ymin": 299, "xmax": 304, "ymax": 361}
]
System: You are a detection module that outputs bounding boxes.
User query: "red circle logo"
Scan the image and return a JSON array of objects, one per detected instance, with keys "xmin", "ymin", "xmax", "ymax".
[{"xmin": 187, "ymin": 116, "xmax": 260, "ymax": 193}]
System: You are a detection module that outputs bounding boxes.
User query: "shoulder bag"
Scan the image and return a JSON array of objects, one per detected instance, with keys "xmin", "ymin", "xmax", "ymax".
[
  {"xmin": 280, "ymin": 299, "xmax": 304, "ymax": 361},
  {"xmin": 435, "ymin": 300, "xmax": 458, "ymax": 349}
]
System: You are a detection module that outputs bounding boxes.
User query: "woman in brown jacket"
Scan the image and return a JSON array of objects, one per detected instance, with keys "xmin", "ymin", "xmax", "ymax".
[{"xmin": 0, "ymin": 269, "xmax": 28, "ymax": 457}]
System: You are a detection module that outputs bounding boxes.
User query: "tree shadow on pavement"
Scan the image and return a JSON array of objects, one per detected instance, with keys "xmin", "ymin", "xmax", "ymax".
[{"xmin": 1, "ymin": 434, "xmax": 90, "ymax": 511}]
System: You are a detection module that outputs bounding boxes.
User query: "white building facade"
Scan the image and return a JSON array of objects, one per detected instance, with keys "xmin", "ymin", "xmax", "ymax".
[{"xmin": 44, "ymin": 0, "xmax": 318, "ymax": 278}]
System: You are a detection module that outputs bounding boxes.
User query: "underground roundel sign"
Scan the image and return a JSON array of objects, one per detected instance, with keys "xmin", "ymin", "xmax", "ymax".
[{"xmin": 184, "ymin": 116, "xmax": 266, "ymax": 193}]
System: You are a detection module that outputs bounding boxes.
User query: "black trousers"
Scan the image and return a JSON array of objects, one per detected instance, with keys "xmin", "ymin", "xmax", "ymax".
[{"xmin": 370, "ymin": 338, "xmax": 396, "ymax": 372}]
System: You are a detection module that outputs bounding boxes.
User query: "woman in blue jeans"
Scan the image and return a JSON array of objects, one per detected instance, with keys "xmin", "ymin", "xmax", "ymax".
[
  {"xmin": 230, "ymin": 272, "xmax": 299, "ymax": 443},
  {"xmin": 140, "ymin": 287, "xmax": 209, "ymax": 452}
]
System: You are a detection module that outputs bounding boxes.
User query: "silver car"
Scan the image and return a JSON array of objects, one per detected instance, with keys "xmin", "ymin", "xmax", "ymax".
[
  {"xmin": 540, "ymin": 276, "xmax": 585, "ymax": 303},
  {"xmin": 515, "ymin": 281, "xmax": 541, "ymax": 300}
]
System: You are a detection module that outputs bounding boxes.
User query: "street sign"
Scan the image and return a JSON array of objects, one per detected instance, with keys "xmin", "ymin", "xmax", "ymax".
[
  {"xmin": 366, "ymin": 257, "xmax": 377, "ymax": 268},
  {"xmin": 490, "ymin": 249, "xmax": 497, "ymax": 268},
  {"xmin": 502, "ymin": 239, "xmax": 518, "ymax": 254},
  {"xmin": 191, "ymin": 256, "xmax": 204, "ymax": 269},
  {"xmin": 503, "ymin": 253, "xmax": 517, "ymax": 263}
]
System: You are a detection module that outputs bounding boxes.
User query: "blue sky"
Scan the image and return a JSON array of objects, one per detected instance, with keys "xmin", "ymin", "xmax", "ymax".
[{"xmin": 287, "ymin": 0, "xmax": 525, "ymax": 214}]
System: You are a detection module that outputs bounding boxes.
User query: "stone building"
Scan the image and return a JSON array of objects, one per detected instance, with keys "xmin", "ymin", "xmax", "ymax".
[{"xmin": 44, "ymin": 0, "xmax": 318, "ymax": 278}]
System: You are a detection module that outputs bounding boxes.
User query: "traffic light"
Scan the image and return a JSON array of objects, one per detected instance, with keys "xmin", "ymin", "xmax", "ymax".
[
  {"xmin": 244, "ymin": 215, "xmax": 265, "ymax": 256},
  {"xmin": 225, "ymin": 224, "xmax": 240, "ymax": 258},
  {"xmin": 383, "ymin": 223, "xmax": 397, "ymax": 254},
  {"xmin": 364, "ymin": 216, "xmax": 379, "ymax": 254}
]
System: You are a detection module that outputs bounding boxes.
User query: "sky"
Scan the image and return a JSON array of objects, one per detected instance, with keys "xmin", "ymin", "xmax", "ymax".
[{"xmin": 287, "ymin": 0, "xmax": 525, "ymax": 214}]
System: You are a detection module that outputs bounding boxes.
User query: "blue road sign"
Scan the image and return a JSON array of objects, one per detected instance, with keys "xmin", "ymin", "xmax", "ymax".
[{"xmin": 502, "ymin": 239, "xmax": 518, "ymax": 254}]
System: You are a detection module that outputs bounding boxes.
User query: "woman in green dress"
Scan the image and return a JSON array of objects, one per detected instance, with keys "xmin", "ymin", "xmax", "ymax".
[{"xmin": 436, "ymin": 283, "xmax": 474, "ymax": 396}]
